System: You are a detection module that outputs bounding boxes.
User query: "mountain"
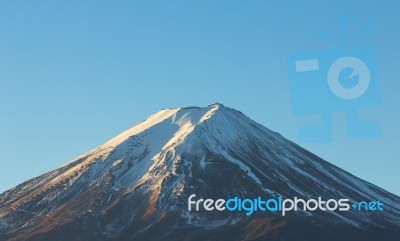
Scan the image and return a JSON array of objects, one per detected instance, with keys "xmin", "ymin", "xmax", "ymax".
[{"xmin": 0, "ymin": 103, "xmax": 399, "ymax": 241}]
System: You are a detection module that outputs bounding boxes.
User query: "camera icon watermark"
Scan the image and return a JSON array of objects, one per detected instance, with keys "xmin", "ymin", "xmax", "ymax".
[{"xmin": 287, "ymin": 45, "xmax": 381, "ymax": 142}]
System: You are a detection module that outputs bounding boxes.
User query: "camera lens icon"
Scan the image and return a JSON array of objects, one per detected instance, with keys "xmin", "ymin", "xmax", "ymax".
[
  {"xmin": 288, "ymin": 46, "xmax": 381, "ymax": 141},
  {"xmin": 327, "ymin": 56, "xmax": 370, "ymax": 100}
]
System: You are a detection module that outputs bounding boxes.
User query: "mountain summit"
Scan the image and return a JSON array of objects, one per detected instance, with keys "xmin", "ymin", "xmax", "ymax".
[{"xmin": 1, "ymin": 104, "xmax": 399, "ymax": 241}]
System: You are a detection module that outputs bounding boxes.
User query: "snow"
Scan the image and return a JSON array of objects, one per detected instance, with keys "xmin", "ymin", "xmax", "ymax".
[
  {"xmin": 219, "ymin": 148, "xmax": 264, "ymax": 187},
  {"xmin": 103, "ymin": 108, "xmax": 180, "ymax": 148},
  {"xmin": 1, "ymin": 103, "xmax": 399, "ymax": 234},
  {"xmin": 112, "ymin": 159, "xmax": 123, "ymax": 168},
  {"xmin": 199, "ymin": 156, "xmax": 207, "ymax": 169}
]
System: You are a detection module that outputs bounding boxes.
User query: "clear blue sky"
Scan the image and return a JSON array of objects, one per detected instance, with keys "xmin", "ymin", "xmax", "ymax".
[{"xmin": 0, "ymin": 1, "xmax": 399, "ymax": 196}]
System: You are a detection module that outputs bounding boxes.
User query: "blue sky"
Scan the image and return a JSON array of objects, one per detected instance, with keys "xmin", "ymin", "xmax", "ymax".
[{"xmin": 0, "ymin": 1, "xmax": 399, "ymax": 196}]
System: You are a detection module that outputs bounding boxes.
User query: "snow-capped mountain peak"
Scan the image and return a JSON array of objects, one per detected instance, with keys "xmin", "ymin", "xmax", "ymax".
[{"xmin": 1, "ymin": 104, "xmax": 399, "ymax": 241}]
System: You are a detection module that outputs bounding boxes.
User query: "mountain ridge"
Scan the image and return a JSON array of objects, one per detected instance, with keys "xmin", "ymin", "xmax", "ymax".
[{"xmin": 1, "ymin": 103, "xmax": 399, "ymax": 241}]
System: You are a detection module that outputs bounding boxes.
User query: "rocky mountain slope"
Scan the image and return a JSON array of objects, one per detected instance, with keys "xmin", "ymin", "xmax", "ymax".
[{"xmin": 1, "ymin": 104, "xmax": 399, "ymax": 241}]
